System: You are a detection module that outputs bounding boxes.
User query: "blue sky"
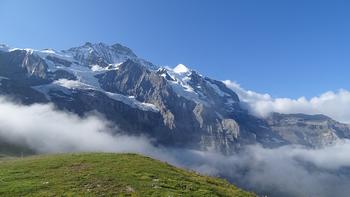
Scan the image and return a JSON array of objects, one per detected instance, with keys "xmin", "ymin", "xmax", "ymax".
[{"xmin": 1, "ymin": 0, "xmax": 349, "ymax": 98}]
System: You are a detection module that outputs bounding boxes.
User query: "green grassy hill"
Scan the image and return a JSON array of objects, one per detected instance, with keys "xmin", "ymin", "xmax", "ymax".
[{"xmin": 0, "ymin": 153, "xmax": 254, "ymax": 196}]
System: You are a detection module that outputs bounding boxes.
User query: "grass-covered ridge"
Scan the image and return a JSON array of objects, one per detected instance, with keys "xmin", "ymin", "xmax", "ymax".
[{"xmin": 0, "ymin": 153, "xmax": 255, "ymax": 196}]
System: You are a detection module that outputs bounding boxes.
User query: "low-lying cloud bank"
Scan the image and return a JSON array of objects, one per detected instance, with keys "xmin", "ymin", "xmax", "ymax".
[
  {"xmin": 1, "ymin": 97, "xmax": 350, "ymax": 197},
  {"xmin": 224, "ymin": 80, "xmax": 350, "ymax": 123},
  {"xmin": 0, "ymin": 98, "xmax": 153, "ymax": 153}
]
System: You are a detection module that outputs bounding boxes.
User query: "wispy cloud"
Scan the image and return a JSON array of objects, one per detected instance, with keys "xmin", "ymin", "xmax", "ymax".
[{"xmin": 224, "ymin": 80, "xmax": 350, "ymax": 123}]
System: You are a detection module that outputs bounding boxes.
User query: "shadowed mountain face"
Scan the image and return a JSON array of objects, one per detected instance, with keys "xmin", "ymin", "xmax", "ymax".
[{"xmin": 0, "ymin": 42, "xmax": 349, "ymax": 154}]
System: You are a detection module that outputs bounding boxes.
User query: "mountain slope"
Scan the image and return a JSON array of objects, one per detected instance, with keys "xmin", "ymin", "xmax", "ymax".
[
  {"xmin": 267, "ymin": 113, "xmax": 350, "ymax": 147},
  {"xmin": 0, "ymin": 153, "xmax": 255, "ymax": 196},
  {"xmin": 0, "ymin": 42, "xmax": 349, "ymax": 154}
]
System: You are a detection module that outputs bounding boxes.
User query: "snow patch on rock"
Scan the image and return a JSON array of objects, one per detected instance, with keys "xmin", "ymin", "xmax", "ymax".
[{"xmin": 173, "ymin": 64, "xmax": 190, "ymax": 74}]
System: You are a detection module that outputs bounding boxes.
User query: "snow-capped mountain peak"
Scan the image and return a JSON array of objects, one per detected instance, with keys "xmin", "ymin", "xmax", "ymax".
[
  {"xmin": 64, "ymin": 42, "xmax": 157, "ymax": 69},
  {"xmin": 173, "ymin": 64, "xmax": 190, "ymax": 74},
  {"xmin": 0, "ymin": 44, "xmax": 34, "ymax": 54},
  {"xmin": 0, "ymin": 44, "xmax": 10, "ymax": 52}
]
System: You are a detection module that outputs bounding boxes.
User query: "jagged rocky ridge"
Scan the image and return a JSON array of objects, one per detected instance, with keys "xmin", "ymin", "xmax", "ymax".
[{"xmin": 0, "ymin": 42, "xmax": 349, "ymax": 154}]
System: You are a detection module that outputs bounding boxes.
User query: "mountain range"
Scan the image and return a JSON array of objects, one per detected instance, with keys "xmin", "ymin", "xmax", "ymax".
[{"xmin": 0, "ymin": 42, "xmax": 349, "ymax": 154}]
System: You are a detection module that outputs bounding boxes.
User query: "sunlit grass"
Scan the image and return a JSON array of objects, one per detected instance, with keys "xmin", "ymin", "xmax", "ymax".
[{"xmin": 0, "ymin": 153, "xmax": 255, "ymax": 196}]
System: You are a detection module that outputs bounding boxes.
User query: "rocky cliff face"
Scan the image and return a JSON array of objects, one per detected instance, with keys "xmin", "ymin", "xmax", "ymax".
[
  {"xmin": 0, "ymin": 42, "xmax": 349, "ymax": 154},
  {"xmin": 266, "ymin": 113, "xmax": 350, "ymax": 147}
]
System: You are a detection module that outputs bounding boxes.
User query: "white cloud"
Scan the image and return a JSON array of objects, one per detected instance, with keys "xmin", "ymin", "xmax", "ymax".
[
  {"xmin": 152, "ymin": 142, "xmax": 350, "ymax": 197},
  {"xmin": 224, "ymin": 80, "xmax": 350, "ymax": 123},
  {"xmin": 0, "ymin": 97, "xmax": 154, "ymax": 153},
  {"xmin": 219, "ymin": 143, "xmax": 350, "ymax": 197}
]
